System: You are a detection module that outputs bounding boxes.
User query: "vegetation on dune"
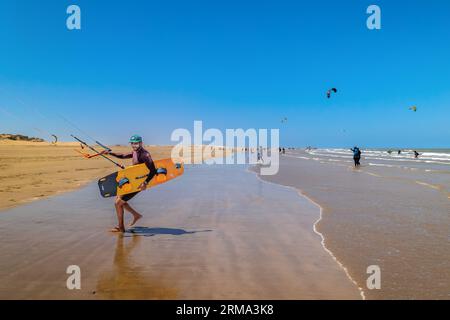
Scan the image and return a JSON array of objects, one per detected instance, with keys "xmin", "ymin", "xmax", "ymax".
[{"xmin": 0, "ymin": 133, "xmax": 44, "ymax": 142}]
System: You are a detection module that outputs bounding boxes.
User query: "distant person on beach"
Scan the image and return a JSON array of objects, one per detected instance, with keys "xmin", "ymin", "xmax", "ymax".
[
  {"xmin": 398, "ymin": 150, "xmax": 402, "ymax": 155},
  {"xmin": 350, "ymin": 146, "xmax": 361, "ymax": 167},
  {"xmin": 282, "ymin": 148, "xmax": 286, "ymax": 154},
  {"xmin": 104, "ymin": 135, "xmax": 157, "ymax": 233},
  {"xmin": 414, "ymin": 150, "xmax": 420, "ymax": 159},
  {"xmin": 257, "ymin": 147, "xmax": 263, "ymax": 162}
]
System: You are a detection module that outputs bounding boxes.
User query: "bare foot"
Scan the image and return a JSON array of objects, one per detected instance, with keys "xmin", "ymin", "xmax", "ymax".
[
  {"xmin": 110, "ymin": 226, "xmax": 125, "ymax": 233},
  {"xmin": 129, "ymin": 214, "xmax": 142, "ymax": 227}
]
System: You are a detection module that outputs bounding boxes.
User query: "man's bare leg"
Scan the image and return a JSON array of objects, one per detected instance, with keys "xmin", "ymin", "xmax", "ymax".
[
  {"xmin": 112, "ymin": 197, "xmax": 126, "ymax": 232},
  {"xmin": 123, "ymin": 203, "xmax": 143, "ymax": 227}
]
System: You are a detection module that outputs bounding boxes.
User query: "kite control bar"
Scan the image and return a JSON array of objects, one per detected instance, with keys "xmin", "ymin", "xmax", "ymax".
[
  {"xmin": 95, "ymin": 140, "xmax": 112, "ymax": 152},
  {"xmin": 71, "ymin": 135, "xmax": 125, "ymax": 169}
]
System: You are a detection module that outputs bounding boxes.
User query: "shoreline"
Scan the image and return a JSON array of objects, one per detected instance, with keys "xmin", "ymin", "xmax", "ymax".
[
  {"xmin": 0, "ymin": 180, "xmax": 94, "ymax": 213},
  {"xmin": 0, "ymin": 163, "xmax": 361, "ymax": 299},
  {"xmin": 255, "ymin": 149, "xmax": 450, "ymax": 299},
  {"xmin": 2, "ymin": 144, "xmax": 447, "ymax": 299},
  {"xmin": 248, "ymin": 166, "xmax": 366, "ymax": 300},
  {"xmin": 306, "ymin": 191, "xmax": 366, "ymax": 300}
]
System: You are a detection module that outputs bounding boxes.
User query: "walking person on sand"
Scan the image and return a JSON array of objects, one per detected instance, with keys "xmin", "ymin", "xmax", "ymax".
[
  {"xmin": 257, "ymin": 146, "xmax": 264, "ymax": 163},
  {"xmin": 103, "ymin": 135, "xmax": 157, "ymax": 233}
]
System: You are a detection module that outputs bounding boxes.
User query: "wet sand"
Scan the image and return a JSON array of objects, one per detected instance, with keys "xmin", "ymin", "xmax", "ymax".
[
  {"xmin": 0, "ymin": 164, "xmax": 360, "ymax": 299},
  {"xmin": 254, "ymin": 150, "xmax": 450, "ymax": 299}
]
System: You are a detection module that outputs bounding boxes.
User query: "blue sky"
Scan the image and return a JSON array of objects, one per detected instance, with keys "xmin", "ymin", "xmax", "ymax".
[{"xmin": 0, "ymin": 0, "xmax": 449, "ymax": 148}]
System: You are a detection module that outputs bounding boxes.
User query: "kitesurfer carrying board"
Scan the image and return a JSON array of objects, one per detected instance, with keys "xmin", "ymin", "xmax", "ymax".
[{"xmin": 103, "ymin": 135, "xmax": 157, "ymax": 232}]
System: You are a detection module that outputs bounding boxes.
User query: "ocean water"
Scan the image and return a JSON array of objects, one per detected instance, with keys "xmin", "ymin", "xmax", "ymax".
[
  {"xmin": 308, "ymin": 148, "xmax": 450, "ymax": 167},
  {"xmin": 306, "ymin": 148, "xmax": 450, "ymax": 195},
  {"xmin": 257, "ymin": 148, "xmax": 450, "ymax": 299}
]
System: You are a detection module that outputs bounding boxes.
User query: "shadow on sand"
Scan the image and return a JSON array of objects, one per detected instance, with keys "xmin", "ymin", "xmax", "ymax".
[{"xmin": 125, "ymin": 226, "xmax": 212, "ymax": 237}]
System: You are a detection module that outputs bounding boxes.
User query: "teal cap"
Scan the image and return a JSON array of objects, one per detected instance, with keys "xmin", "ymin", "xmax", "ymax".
[{"xmin": 129, "ymin": 135, "xmax": 142, "ymax": 143}]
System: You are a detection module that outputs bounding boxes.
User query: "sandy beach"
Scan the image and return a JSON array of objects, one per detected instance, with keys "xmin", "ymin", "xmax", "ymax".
[
  {"xmin": 1, "ymin": 141, "xmax": 448, "ymax": 300},
  {"xmin": 254, "ymin": 149, "xmax": 450, "ymax": 299},
  {"xmin": 0, "ymin": 141, "xmax": 231, "ymax": 211},
  {"xmin": 0, "ymin": 162, "xmax": 361, "ymax": 299}
]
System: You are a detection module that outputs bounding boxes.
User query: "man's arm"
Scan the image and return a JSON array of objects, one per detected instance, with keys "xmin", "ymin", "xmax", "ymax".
[
  {"xmin": 143, "ymin": 152, "xmax": 157, "ymax": 183},
  {"xmin": 108, "ymin": 151, "xmax": 133, "ymax": 159}
]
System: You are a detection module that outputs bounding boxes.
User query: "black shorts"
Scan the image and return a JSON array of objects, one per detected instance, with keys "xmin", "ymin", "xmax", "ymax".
[{"xmin": 121, "ymin": 192, "xmax": 140, "ymax": 202}]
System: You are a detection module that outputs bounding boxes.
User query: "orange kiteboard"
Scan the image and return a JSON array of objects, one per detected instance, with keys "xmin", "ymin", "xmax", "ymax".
[{"xmin": 98, "ymin": 158, "xmax": 184, "ymax": 198}]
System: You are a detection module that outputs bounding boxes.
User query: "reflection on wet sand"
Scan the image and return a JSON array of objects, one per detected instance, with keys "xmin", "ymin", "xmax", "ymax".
[
  {"xmin": 97, "ymin": 227, "xmax": 213, "ymax": 298},
  {"xmin": 96, "ymin": 234, "xmax": 178, "ymax": 299}
]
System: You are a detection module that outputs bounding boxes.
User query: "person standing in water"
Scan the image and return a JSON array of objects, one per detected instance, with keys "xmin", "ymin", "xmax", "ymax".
[
  {"xmin": 414, "ymin": 150, "xmax": 420, "ymax": 159},
  {"xmin": 104, "ymin": 135, "xmax": 157, "ymax": 233},
  {"xmin": 350, "ymin": 146, "xmax": 362, "ymax": 167}
]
